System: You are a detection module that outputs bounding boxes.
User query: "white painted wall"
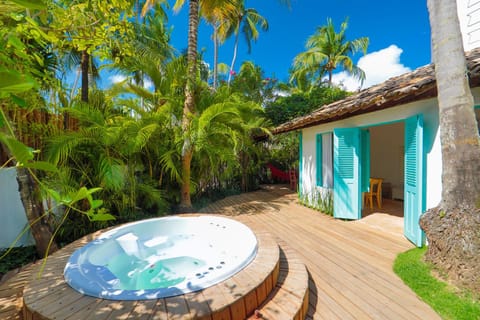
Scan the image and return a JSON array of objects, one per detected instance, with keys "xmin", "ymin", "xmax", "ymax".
[
  {"xmin": 458, "ymin": 0, "xmax": 480, "ymax": 51},
  {"xmin": 0, "ymin": 168, "xmax": 34, "ymax": 249}
]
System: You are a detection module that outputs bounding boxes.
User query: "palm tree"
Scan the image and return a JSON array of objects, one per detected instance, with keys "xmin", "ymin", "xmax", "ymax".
[
  {"xmin": 291, "ymin": 18, "xmax": 369, "ymax": 87},
  {"xmin": 46, "ymin": 90, "xmax": 167, "ymax": 240},
  {"xmin": 222, "ymin": 2, "xmax": 268, "ymax": 85},
  {"xmin": 202, "ymin": 1, "xmax": 237, "ymax": 89},
  {"xmin": 110, "ymin": 10, "xmax": 174, "ymax": 108},
  {"xmin": 141, "ymin": 0, "xmax": 287, "ymax": 211},
  {"xmin": 158, "ymin": 84, "xmax": 269, "ymax": 197},
  {"xmin": 419, "ymin": 0, "xmax": 480, "ymax": 291}
]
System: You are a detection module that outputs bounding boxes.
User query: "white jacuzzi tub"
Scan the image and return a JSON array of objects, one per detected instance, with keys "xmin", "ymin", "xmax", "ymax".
[{"xmin": 63, "ymin": 216, "xmax": 258, "ymax": 300}]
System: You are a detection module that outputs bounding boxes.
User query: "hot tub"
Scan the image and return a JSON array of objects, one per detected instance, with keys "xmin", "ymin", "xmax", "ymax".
[{"xmin": 63, "ymin": 216, "xmax": 258, "ymax": 300}]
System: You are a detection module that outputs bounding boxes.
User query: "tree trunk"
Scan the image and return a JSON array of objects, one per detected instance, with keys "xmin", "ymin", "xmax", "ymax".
[
  {"xmin": 227, "ymin": 32, "xmax": 240, "ymax": 85},
  {"xmin": 1, "ymin": 112, "xmax": 58, "ymax": 258},
  {"xmin": 420, "ymin": 0, "xmax": 480, "ymax": 292},
  {"xmin": 179, "ymin": 0, "xmax": 199, "ymax": 212},
  {"xmin": 213, "ymin": 25, "xmax": 218, "ymax": 89},
  {"xmin": 179, "ymin": 150, "xmax": 193, "ymax": 211},
  {"xmin": 16, "ymin": 168, "xmax": 58, "ymax": 258},
  {"xmin": 81, "ymin": 50, "xmax": 89, "ymax": 103}
]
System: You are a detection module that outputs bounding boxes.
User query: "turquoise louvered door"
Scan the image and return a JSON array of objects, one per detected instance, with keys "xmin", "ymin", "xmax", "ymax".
[
  {"xmin": 361, "ymin": 129, "xmax": 370, "ymax": 193},
  {"xmin": 333, "ymin": 128, "xmax": 361, "ymax": 220},
  {"xmin": 404, "ymin": 115, "xmax": 425, "ymax": 247}
]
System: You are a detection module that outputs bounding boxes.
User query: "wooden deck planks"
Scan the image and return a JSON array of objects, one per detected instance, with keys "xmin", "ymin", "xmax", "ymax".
[
  {"xmin": 0, "ymin": 185, "xmax": 441, "ymax": 319},
  {"xmin": 201, "ymin": 185, "xmax": 441, "ymax": 320}
]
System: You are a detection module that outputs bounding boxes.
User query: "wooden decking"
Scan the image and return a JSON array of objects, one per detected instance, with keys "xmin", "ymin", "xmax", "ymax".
[
  {"xmin": 199, "ymin": 185, "xmax": 441, "ymax": 320},
  {"xmin": 0, "ymin": 185, "xmax": 440, "ymax": 319},
  {"xmin": 21, "ymin": 223, "xmax": 282, "ymax": 320}
]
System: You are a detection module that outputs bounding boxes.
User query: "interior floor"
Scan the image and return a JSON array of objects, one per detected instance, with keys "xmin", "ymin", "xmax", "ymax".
[
  {"xmin": 362, "ymin": 198, "xmax": 404, "ymax": 218},
  {"xmin": 359, "ymin": 198, "xmax": 404, "ymax": 235}
]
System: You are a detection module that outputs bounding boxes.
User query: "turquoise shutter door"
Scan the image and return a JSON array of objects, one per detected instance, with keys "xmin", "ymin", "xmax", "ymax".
[
  {"xmin": 361, "ymin": 129, "xmax": 370, "ymax": 193},
  {"xmin": 404, "ymin": 115, "xmax": 425, "ymax": 247},
  {"xmin": 333, "ymin": 128, "xmax": 361, "ymax": 220}
]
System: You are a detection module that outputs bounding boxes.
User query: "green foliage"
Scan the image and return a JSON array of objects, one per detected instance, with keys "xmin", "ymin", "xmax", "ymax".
[
  {"xmin": 299, "ymin": 188, "xmax": 333, "ymax": 216},
  {"xmin": 265, "ymin": 132, "xmax": 299, "ymax": 171},
  {"xmin": 264, "ymin": 85, "xmax": 349, "ymax": 126},
  {"xmin": 0, "ymin": 246, "xmax": 37, "ymax": 275},
  {"xmin": 230, "ymin": 61, "xmax": 276, "ymax": 103},
  {"xmin": 394, "ymin": 248, "xmax": 480, "ymax": 320},
  {"xmin": 50, "ymin": 0, "xmax": 136, "ymax": 59},
  {"xmin": 45, "ymin": 90, "xmax": 168, "ymax": 242},
  {"xmin": 290, "ymin": 17, "xmax": 369, "ymax": 87},
  {"xmin": 0, "ymin": 0, "xmax": 283, "ymax": 249}
]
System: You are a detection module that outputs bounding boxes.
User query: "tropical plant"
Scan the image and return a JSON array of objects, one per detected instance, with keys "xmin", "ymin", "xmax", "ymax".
[
  {"xmin": 299, "ymin": 188, "xmax": 333, "ymax": 216},
  {"xmin": 264, "ymin": 85, "xmax": 349, "ymax": 126},
  {"xmin": 52, "ymin": 0, "xmax": 136, "ymax": 102},
  {"xmin": 222, "ymin": 1, "xmax": 268, "ymax": 85},
  {"xmin": 140, "ymin": 0, "xmax": 289, "ymax": 211},
  {"xmin": 229, "ymin": 61, "xmax": 275, "ymax": 103},
  {"xmin": 201, "ymin": 1, "xmax": 237, "ymax": 89},
  {"xmin": 156, "ymin": 80, "xmax": 270, "ymax": 201},
  {"xmin": 291, "ymin": 18, "xmax": 369, "ymax": 88},
  {"xmin": 45, "ymin": 90, "xmax": 168, "ymax": 242},
  {"xmin": 419, "ymin": 0, "xmax": 480, "ymax": 292},
  {"xmin": 0, "ymin": 0, "xmax": 59, "ymax": 257}
]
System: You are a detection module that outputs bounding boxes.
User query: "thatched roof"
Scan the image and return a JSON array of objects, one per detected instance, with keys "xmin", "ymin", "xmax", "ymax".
[{"xmin": 273, "ymin": 47, "xmax": 480, "ymax": 135}]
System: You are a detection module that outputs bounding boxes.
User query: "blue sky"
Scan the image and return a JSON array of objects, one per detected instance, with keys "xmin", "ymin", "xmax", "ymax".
[
  {"xmin": 107, "ymin": 1, "xmax": 432, "ymax": 91},
  {"xmin": 169, "ymin": 0, "xmax": 431, "ymax": 90}
]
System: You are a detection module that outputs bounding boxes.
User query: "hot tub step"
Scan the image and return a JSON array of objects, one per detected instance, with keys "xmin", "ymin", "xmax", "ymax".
[{"xmin": 247, "ymin": 243, "xmax": 309, "ymax": 320}]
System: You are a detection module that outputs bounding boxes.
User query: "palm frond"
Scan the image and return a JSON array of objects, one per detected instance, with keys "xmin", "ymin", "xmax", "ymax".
[
  {"xmin": 159, "ymin": 149, "xmax": 182, "ymax": 183},
  {"xmin": 96, "ymin": 154, "xmax": 125, "ymax": 192}
]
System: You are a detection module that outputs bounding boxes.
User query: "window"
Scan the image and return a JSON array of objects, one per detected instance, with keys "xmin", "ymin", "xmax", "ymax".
[{"xmin": 316, "ymin": 132, "xmax": 333, "ymax": 188}]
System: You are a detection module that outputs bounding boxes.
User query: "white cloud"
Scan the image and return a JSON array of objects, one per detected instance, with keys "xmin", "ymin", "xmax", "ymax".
[
  {"xmin": 331, "ymin": 44, "xmax": 411, "ymax": 91},
  {"xmin": 109, "ymin": 75, "xmax": 127, "ymax": 84}
]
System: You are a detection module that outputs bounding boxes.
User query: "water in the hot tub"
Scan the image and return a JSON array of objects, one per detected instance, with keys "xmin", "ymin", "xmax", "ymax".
[
  {"xmin": 104, "ymin": 233, "xmax": 208, "ymax": 290},
  {"xmin": 106, "ymin": 255, "xmax": 206, "ymax": 290}
]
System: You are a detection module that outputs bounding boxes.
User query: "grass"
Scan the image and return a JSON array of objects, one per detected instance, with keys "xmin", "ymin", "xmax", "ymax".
[{"xmin": 394, "ymin": 247, "xmax": 480, "ymax": 320}]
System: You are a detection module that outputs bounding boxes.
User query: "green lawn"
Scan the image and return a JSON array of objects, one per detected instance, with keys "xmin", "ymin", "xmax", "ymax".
[{"xmin": 394, "ymin": 247, "xmax": 480, "ymax": 320}]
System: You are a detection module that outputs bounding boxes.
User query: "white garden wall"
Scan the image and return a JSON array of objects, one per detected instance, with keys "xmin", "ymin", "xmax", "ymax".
[{"xmin": 0, "ymin": 168, "xmax": 34, "ymax": 249}]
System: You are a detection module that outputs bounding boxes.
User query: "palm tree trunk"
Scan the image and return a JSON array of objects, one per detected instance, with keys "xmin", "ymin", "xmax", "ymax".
[
  {"xmin": 16, "ymin": 168, "xmax": 58, "ymax": 258},
  {"xmin": 213, "ymin": 25, "xmax": 219, "ymax": 89},
  {"xmin": 179, "ymin": 0, "xmax": 200, "ymax": 212},
  {"xmin": 227, "ymin": 32, "xmax": 240, "ymax": 85},
  {"xmin": 81, "ymin": 50, "xmax": 89, "ymax": 103},
  {"xmin": 419, "ymin": 0, "xmax": 480, "ymax": 292}
]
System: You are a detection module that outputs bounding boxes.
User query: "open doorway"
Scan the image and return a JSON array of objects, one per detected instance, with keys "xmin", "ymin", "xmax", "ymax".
[{"xmin": 362, "ymin": 121, "xmax": 405, "ymax": 219}]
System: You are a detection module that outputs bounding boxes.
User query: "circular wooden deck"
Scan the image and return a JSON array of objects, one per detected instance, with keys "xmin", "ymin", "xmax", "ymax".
[{"xmin": 22, "ymin": 219, "xmax": 280, "ymax": 320}]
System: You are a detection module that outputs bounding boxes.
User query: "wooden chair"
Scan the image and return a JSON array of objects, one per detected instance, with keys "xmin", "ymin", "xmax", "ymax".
[{"xmin": 365, "ymin": 178, "xmax": 383, "ymax": 209}]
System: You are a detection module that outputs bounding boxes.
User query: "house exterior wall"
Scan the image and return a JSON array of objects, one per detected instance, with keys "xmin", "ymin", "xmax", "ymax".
[
  {"xmin": 300, "ymin": 98, "xmax": 441, "ymax": 210},
  {"xmin": 300, "ymin": 87, "xmax": 480, "ymax": 213}
]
